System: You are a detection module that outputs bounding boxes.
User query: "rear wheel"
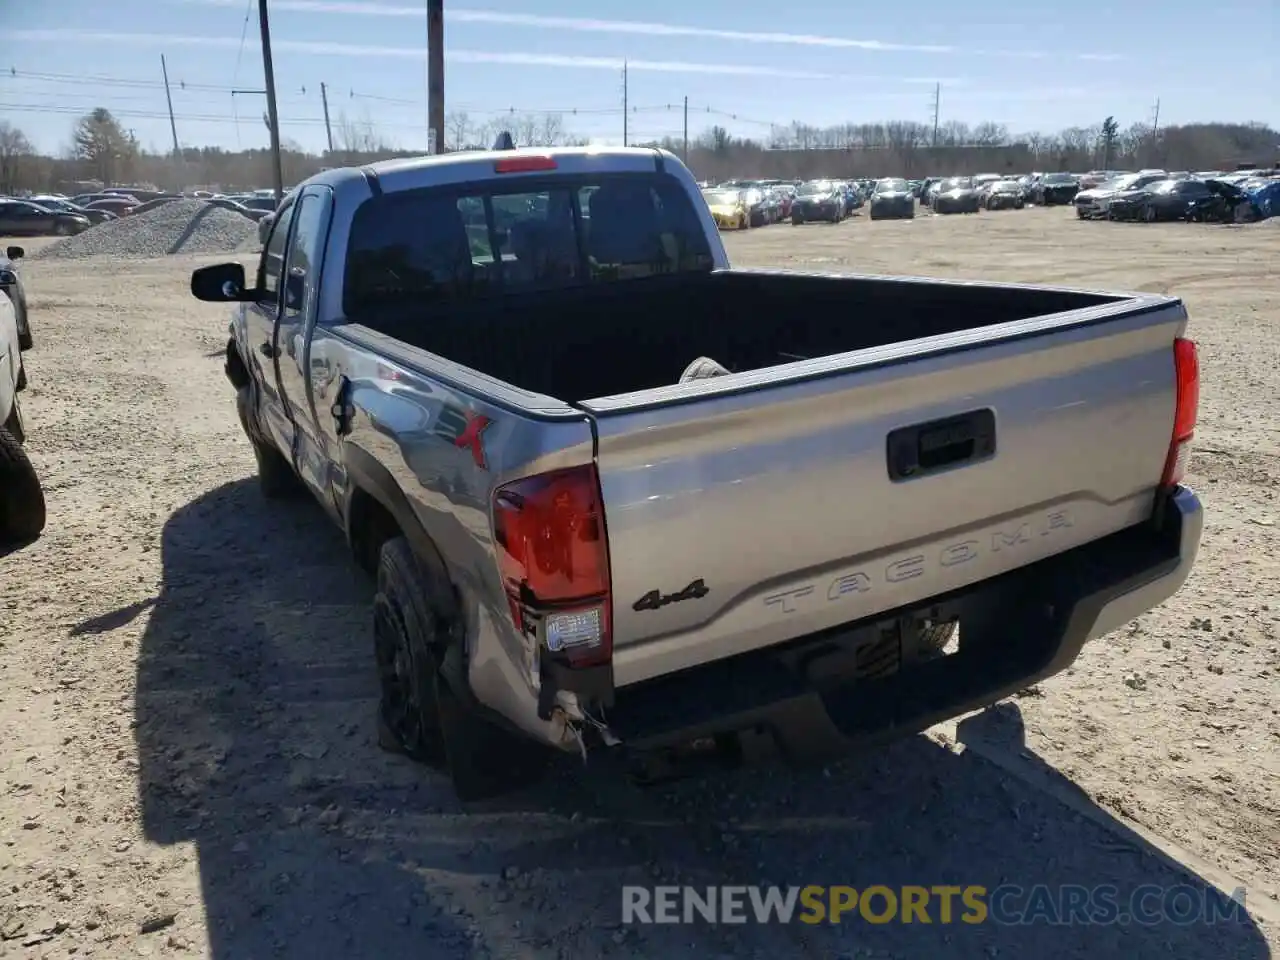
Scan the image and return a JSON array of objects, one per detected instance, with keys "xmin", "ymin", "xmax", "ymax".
[
  {"xmin": 791, "ymin": 213, "xmax": 803, "ymax": 226},
  {"xmin": 53, "ymin": 222, "xmax": 71, "ymax": 236},
  {"xmin": 375, "ymin": 536, "xmax": 549, "ymax": 801},
  {"xmin": 1144, "ymin": 204, "xmax": 1159, "ymax": 223},
  {"xmin": 0, "ymin": 421, "xmax": 45, "ymax": 546}
]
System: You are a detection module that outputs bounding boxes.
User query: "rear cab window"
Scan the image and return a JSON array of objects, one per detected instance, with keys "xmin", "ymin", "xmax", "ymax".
[{"xmin": 342, "ymin": 174, "xmax": 715, "ymax": 318}]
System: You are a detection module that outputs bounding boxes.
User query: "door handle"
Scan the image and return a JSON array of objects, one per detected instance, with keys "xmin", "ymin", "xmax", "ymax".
[{"xmin": 259, "ymin": 342, "xmax": 277, "ymax": 359}]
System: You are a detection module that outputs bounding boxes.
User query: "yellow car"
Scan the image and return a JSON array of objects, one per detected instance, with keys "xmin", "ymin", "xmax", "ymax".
[{"xmin": 702, "ymin": 188, "xmax": 750, "ymax": 230}]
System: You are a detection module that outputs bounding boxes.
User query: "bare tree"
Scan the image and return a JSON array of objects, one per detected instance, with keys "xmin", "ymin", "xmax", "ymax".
[
  {"xmin": 510, "ymin": 113, "xmax": 540, "ymax": 147},
  {"xmin": 446, "ymin": 110, "xmax": 472, "ymax": 151},
  {"xmin": 534, "ymin": 113, "xmax": 566, "ymax": 147},
  {"xmin": 0, "ymin": 122, "xmax": 34, "ymax": 194}
]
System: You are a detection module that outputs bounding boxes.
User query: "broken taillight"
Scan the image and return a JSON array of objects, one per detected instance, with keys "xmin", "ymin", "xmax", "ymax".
[
  {"xmin": 1160, "ymin": 336, "xmax": 1199, "ymax": 489},
  {"xmin": 491, "ymin": 464, "xmax": 612, "ymax": 667}
]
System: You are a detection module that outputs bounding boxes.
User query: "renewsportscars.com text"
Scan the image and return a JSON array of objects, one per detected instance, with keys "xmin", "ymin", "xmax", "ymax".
[{"xmin": 622, "ymin": 884, "xmax": 1249, "ymax": 926}]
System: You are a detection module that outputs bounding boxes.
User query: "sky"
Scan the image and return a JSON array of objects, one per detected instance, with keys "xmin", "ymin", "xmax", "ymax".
[{"xmin": 4, "ymin": 0, "xmax": 1275, "ymax": 156}]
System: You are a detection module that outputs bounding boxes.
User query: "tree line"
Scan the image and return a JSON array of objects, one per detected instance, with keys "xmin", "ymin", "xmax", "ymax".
[{"xmin": 0, "ymin": 107, "xmax": 1274, "ymax": 195}]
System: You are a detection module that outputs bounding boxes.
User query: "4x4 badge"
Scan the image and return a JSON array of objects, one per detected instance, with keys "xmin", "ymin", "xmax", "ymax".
[{"xmin": 632, "ymin": 579, "xmax": 710, "ymax": 612}]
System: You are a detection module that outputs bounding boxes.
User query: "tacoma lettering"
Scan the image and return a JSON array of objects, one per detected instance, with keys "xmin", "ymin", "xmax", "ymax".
[{"xmin": 763, "ymin": 510, "xmax": 1078, "ymax": 616}]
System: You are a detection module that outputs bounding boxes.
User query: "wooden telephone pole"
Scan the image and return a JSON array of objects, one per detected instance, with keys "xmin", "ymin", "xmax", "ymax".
[
  {"xmin": 427, "ymin": 0, "xmax": 444, "ymax": 152},
  {"xmin": 258, "ymin": 0, "xmax": 284, "ymax": 202}
]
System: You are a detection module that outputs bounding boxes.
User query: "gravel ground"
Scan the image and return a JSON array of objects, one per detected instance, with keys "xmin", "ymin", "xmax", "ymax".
[
  {"xmin": 31, "ymin": 200, "xmax": 259, "ymax": 262},
  {"xmin": 1, "ymin": 208, "xmax": 1277, "ymax": 959}
]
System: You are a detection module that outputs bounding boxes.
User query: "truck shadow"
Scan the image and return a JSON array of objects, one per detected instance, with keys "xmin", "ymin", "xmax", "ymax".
[{"xmin": 127, "ymin": 479, "xmax": 1272, "ymax": 959}]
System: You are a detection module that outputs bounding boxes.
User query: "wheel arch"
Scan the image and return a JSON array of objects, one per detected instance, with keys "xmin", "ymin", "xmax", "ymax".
[{"xmin": 341, "ymin": 442, "xmax": 461, "ymax": 624}]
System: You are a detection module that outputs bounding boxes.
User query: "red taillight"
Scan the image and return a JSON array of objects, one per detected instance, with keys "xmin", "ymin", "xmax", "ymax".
[
  {"xmin": 492, "ymin": 464, "xmax": 612, "ymax": 667},
  {"xmin": 493, "ymin": 155, "xmax": 557, "ymax": 174},
  {"xmin": 1161, "ymin": 337, "xmax": 1199, "ymax": 488}
]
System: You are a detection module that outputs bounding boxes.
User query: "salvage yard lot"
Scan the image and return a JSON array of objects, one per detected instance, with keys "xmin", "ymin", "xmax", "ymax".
[{"xmin": 1, "ymin": 206, "xmax": 1277, "ymax": 958}]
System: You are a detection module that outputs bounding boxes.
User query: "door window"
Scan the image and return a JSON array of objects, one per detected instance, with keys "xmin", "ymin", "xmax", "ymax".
[
  {"xmin": 282, "ymin": 193, "xmax": 326, "ymax": 317},
  {"xmin": 258, "ymin": 202, "xmax": 296, "ymax": 304}
]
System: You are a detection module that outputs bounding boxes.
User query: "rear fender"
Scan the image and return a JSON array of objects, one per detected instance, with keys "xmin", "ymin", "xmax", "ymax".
[{"xmin": 341, "ymin": 442, "xmax": 460, "ymax": 621}]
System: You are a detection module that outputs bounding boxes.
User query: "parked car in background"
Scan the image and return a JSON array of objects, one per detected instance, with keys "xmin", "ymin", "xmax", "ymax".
[
  {"xmin": 27, "ymin": 195, "xmax": 116, "ymax": 225},
  {"xmin": 1107, "ymin": 178, "xmax": 1228, "ymax": 223},
  {"xmin": 129, "ymin": 196, "xmax": 184, "ymax": 216},
  {"xmin": 85, "ymin": 196, "xmax": 139, "ymax": 218},
  {"xmin": 868, "ymin": 178, "xmax": 915, "ymax": 220},
  {"xmin": 981, "ymin": 180, "xmax": 1025, "ymax": 210},
  {"xmin": 1031, "ymin": 172, "xmax": 1079, "ymax": 205},
  {"xmin": 702, "ymin": 187, "xmax": 750, "ymax": 230},
  {"xmin": 0, "ymin": 199, "xmax": 91, "ymax": 236},
  {"xmin": 771, "ymin": 185, "xmax": 795, "ymax": 220},
  {"xmin": 932, "ymin": 177, "xmax": 982, "ymax": 214},
  {"xmin": 1074, "ymin": 171, "xmax": 1168, "ymax": 219},
  {"xmin": 791, "ymin": 180, "xmax": 846, "ymax": 223}
]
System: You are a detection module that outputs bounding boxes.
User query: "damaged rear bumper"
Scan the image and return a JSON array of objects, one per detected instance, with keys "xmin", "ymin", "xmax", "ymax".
[{"xmin": 603, "ymin": 486, "xmax": 1202, "ymax": 759}]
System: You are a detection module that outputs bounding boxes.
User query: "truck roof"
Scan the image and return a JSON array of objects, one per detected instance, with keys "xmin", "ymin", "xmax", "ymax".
[{"xmin": 300, "ymin": 146, "xmax": 673, "ymax": 195}]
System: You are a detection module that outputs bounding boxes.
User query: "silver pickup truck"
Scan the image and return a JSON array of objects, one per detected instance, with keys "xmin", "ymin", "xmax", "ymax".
[{"xmin": 191, "ymin": 145, "xmax": 1203, "ymax": 800}]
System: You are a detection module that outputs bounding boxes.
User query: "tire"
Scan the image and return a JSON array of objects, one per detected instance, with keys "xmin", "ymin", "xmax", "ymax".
[
  {"xmin": 53, "ymin": 222, "xmax": 71, "ymax": 237},
  {"xmin": 792, "ymin": 213, "xmax": 803, "ymax": 226},
  {"xmin": 16, "ymin": 360, "xmax": 26, "ymax": 392},
  {"xmin": 16, "ymin": 312, "xmax": 32, "ymax": 352},
  {"xmin": 374, "ymin": 537, "xmax": 447, "ymax": 766},
  {"xmin": 375, "ymin": 536, "xmax": 549, "ymax": 801},
  {"xmin": 1144, "ymin": 204, "xmax": 1158, "ymax": 223},
  {"xmin": 0, "ymin": 423, "xmax": 46, "ymax": 546}
]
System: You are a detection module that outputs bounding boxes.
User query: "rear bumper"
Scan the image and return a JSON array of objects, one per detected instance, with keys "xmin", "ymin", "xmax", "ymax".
[{"xmin": 604, "ymin": 487, "xmax": 1202, "ymax": 758}]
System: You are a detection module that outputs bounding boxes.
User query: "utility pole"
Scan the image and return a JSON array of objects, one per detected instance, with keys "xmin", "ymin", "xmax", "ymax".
[
  {"xmin": 622, "ymin": 61, "xmax": 628, "ymax": 147},
  {"xmin": 427, "ymin": 0, "xmax": 444, "ymax": 153},
  {"xmin": 320, "ymin": 82, "xmax": 334, "ymax": 156},
  {"xmin": 258, "ymin": 0, "xmax": 284, "ymax": 203},
  {"xmin": 160, "ymin": 55, "xmax": 181, "ymax": 158},
  {"xmin": 930, "ymin": 82, "xmax": 940, "ymax": 147},
  {"xmin": 682, "ymin": 95, "xmax": 688, "ymax": 164}
]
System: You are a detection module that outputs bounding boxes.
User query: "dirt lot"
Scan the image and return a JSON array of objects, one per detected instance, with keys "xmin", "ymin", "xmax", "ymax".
[{"xmin": 1, "ymin": 207, "xmax": 1278, "ymax": 959}]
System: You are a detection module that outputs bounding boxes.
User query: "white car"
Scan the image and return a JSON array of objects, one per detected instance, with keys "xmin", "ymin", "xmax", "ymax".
[{"xmin": 0, "ymin": 254, "xmax": 45, "ymax": 546}]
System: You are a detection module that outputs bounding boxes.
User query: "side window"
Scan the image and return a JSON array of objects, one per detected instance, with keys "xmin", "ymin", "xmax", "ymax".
[
  {"xmin": 282, "ymin": 193, "xmax": 325, "ymax": 316},
  {"xmin": 258, "ymin": 202, "xmax": 296, "ymax": 302},
  {"xmin": 1179, "ymin": 181, "xmax": 1210, "ymax": 197}
]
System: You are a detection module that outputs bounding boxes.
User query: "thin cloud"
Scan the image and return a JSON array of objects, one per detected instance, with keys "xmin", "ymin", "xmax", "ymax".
[
  {"xmin": 5, "ymin": 30, "xmax": 955, "ymax": 83},
  {"xmin": 176, "ymin": 0, "xmax": 1120, "ymax": 61}
]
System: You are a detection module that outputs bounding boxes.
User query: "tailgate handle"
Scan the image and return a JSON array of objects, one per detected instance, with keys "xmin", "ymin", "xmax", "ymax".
[{"xmin": 887, "ymin": 409, "xmax": 996, "ymax": 481}]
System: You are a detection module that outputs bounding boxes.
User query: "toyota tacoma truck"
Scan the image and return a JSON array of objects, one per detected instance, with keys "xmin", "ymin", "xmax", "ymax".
[{"xmin": 191, "ymin": 144, "xmax": 1203, "ymax": 800}]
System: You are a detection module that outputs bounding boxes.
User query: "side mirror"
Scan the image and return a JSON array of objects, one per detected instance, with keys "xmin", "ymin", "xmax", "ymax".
[
  {"xmin": 5, "ymin": 246, "xmax": 23, "ymax": 260},
  {"xmin": 191, "ymin": 262, "xmax": 253, "ymax": 302},
  {"xmin": 0, "ymin": 269, "xmax": 16, "ymax": 286}
]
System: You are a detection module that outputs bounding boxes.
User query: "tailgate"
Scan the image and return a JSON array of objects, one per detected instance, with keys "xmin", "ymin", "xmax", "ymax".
[{"xmin": 580, "ymin": 297, "xmax": 1188, "ymax": 687}]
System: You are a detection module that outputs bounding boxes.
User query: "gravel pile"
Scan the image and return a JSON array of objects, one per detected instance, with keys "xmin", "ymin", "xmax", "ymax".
[{"xmin": 33, "ymin": 199, "xmax": 261, "ymax": 261}]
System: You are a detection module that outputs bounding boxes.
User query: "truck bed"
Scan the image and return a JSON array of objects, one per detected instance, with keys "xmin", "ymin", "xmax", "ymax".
[
  {"xmin": 360, "ymin": 268, "xmax": 1184, "ymax": 689},
  {"xmin": 366, "ymin": 268, "xmax": 1124, "ymax": 402}
]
